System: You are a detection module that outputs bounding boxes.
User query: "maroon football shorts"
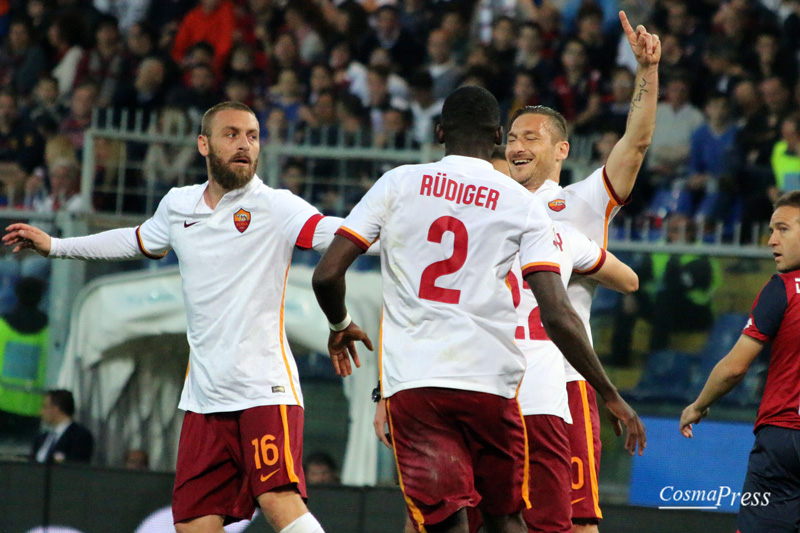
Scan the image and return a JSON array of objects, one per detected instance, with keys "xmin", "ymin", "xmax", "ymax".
[
  {"xmin": 566, "ymin": 380, "xmax": 603, "ymax": 522},
  {"xmin": 386, "ymin": 387, "xmax": 529, "ymax": 530},
  {"xmin": 523, "ymin": 413, "xmax": 572, "ymax": 532},
  {"xmin": 172, "ymin": 404, "xmax": 306, "ymax": 525}
]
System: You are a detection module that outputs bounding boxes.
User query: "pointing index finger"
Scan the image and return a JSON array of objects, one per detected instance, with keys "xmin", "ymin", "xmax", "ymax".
[{"xmin": 619, "ymin": 10, "xmax": 635, "ymax": 39}]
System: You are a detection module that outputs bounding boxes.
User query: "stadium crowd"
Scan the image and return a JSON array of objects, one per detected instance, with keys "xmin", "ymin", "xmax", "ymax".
[{"xmin": 1, "ymin": 0, "xmax": 799, "ymax": 231}]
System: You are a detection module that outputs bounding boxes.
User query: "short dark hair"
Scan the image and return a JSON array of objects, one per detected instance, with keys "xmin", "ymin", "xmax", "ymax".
[
  {"xmin": 408, "ymin": 70, "xmax": 434, "ymax": 91},
  {"xmin": 15, "ymin": 277, "xmax": 45, "ymax": 307},
  {"xmin": 47, "ymin": 389, "xmax": 76, "ymax": 417},
  {"xmin": 508, "ymin": 105, "xmax": 568, "ymax": 142},
  {"xmin": 775, "ymin": 190, "xmax": 800, "ymax": 211},
  {"xmin": 305, "ymin": 451, "xmax": 337, "ymax": 471},
  {"xmin": 440, "ymin": 85, "xmax": 500, "ymax": 140},
  {"xmin": 200, "ymin": 101, "xmax": 255, "ymax": 137}
]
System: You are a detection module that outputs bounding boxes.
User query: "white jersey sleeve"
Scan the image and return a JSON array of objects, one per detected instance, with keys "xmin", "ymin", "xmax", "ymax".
[
  {"xmin": 137, "ymin": 190, "xmax": 173, "ymax": 259},
  {"xmin": 336, "ymin": 172, "xmax": 390, "ymax": 250},
  {"xmin": 49, "ymin": 228, "xmax": 141, "ymax": 260},
  {"xmin": 270, "ymin": 189, "xmax": 324, "ymax": 249},
  {"xmin": 565, "ymin": 167, "xmax": 629, "ymax": 230},
  {"xmin": 560, "ymin": 223, "xmax": 606, "ymax": 275},
  {"xmin": 519, "ymin": 201, "xmax": 562, "ymax": 278}
]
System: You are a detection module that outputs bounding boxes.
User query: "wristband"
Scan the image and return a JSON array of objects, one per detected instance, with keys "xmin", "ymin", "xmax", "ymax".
[
  {"xmin": 329, "ymin": 312, "xmax": 352, "ymax": 332},
  {"xmin": 371, "ymin": 380, "xmax": 382, "ymax": 403}
]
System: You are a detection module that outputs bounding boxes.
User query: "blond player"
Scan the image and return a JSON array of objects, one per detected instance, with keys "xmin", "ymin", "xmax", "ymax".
[
  {"xmin": 312, "ymin": 86, "xmax": 644, "ymax": 533},
  {"xmin": 3, "ymin": 102, "xmax": 353, "ymax": 533},
  {"xmin": 505, "ymin": 11, "xmax": 660, "ymax": 532}
]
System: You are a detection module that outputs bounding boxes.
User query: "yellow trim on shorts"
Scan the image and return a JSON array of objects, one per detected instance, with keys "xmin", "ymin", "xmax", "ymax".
[
  {"xmin": 386, "ymin": 398, "xmax": 427, "ymax": 532},
  {"xmin": 516, "ymin": 398, "xmax": 532, "ymax": 509},
  {"xmin": 280, "ymin": 405, "xmax": 299, "ymax": 484},
  {"xmin": 279, "ymin": 262, "xmax": 300, "ymax": 405},
  {"xmin": 579, "ymin": 381, "xmax": 603, "ymax": 519}
]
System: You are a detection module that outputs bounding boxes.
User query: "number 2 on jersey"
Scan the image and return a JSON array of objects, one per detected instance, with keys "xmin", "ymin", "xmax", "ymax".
[
  {"xmin": 506, "ymin": 271, "xmax": 549, "ymax": 340},
  {"xmin": 419, "ymin": 216, "xmax": 469, "ymax": 304}
]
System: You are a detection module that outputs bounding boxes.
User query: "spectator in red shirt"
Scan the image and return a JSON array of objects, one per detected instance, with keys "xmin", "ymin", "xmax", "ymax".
[{"xmin": 171, "ymin": 0, "xmax": 235, "ymax": 75}]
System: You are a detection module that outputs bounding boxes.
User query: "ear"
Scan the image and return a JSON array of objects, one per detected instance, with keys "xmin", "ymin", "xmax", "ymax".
[
  {"xmin": 494, "ymin": 126, "xmax": 503, "ymax": 145},
  {"xmin": 434, "ymin": 123, "xmax": 444, "ymax": 145},
  {"xmin": 198, "ymin": 134, "xmax": 209, "ymax": 157},
  {"xmin": 556, "ymin": 140, "xmax": 570, "ymax": 162}
]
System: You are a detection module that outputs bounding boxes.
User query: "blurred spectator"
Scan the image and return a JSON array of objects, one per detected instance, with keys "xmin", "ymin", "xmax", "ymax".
[
  {"xmin": 306, "ymin": 62, "xmax": 333, "ymax": 105},
  {"xmin": 487, "ymin": 16, "xmax": 517, "ymax": 95},
  {"xmin": 59, "ymin": 80, "xmax": 98, "ymax": 153},
  {"xmin": 112, "ymin": 56, "xmax": 169, "ymax": 119},
  {"xmin": 304, "ymin": 451, "xmax": 339, "ymax": 485},
  {"xmin": 425, "ymin": 28, "xmax": 462, "ymax": 101},
  {"xmin": 514, "ymin": 22, "xmax": 555, "ymax": 90},
  {"xmin": 653, "ymin": 33, "xmax": 695, "ymax": 83},
  {"xmin": 348, "ymin": 47, "xmax": 409, "ymax": 108},
  {"xmin": 0, "ymin": 277, "xmax": 49, "ymax": 437},
  {"xmin": 686, "ymin": 92, "xmax": 739, "ymax": 225},
  {"xmin": 374, "ymin": 107, "xmax": 416, "ymax": 150},
  {"xmin": 590, "ymin": 127, "xmax": 621, "ymax": 169},
  {"xmin": 647, "ymin": 75, "xmax": 705, "ymax": 187},
  {"xmin": 143, "ymin": 107, "xmax": 203, "ymax": 188},
  {"xmin": 262, "ymin": 106, "xmax": 287, "ymax": 143},
  {"xmin": 549, "ymin": 38, "xmax": 603, "ymax": 133},
  {"xmin": 439, "ymin": 8, "xmax": 469, "ymax": 63},
  {"xmin": 400, "ymin": 0, "xmax": 431, "ymax": 36},
  {"xmin": 167, "ymin": 62, "xmax": 220, "ymax": 125},
  {"xmin": 470, "ymin": 0, "xmax": 536, "ymax": 45},
  {"xmin": 364, "ymin": 64, "xmax": 408, "ymax": 136},
  {"xmin": 571, "ymin": 3, "xmax": 618, "ymax": 77},
  {"xmin": 145, "ymin": 0, "xmax": 193, "ymax": 36},
  {"xmin": 30, "ymin": 158, "xmax": 86, "ymax": 213},
  {"xmin": 769, "ymin": 111, "xmax": 800, "ymax": 201},
  {"xmin": 73, "ymin": 15, "xmax": 124, "ymax": 108},
  {"xmin": 745, "ymin": 30, "xmax": 798, "ymax": 87},
  {"xmin": 506, "ymin": 70, "xmax": 547, "ymax": 123},
  {"xmin": 32, "ymin": 389, "xmax": 93, "ymax": 464},
  {"xmin": 25, "ymin": 0, "xmax": 50, "ymax": 37},
  {"xmin": 47, "ymin": 12, "xmax": 86, "ymax": 98},
  {"xmin": 171, "ymin": 0, "xmax": 235, "ymax": 74},
  {"xmin": 407, "ymin": 71, "xmax": 442, "ymax": 145},
  {"xmin": 223, "ymin": 74, "xmax": 254, "ymax": 107},
  {"xmin": 122, "ymin": 21, "xmax": 157, "ymax": 75},
  {"xmin": 356, "ymin": 4, "xmax": 424, "ymax": 78},
  {"xmin": 610, "ymin": 214, "xmax": 723, "ymax": 365},
  {"xmin": 698, "ymin": 40, "xmax": 745, "ymax": 102},
  {"xmin": 266, "ymin": 67, "xmax": 304, "ymax": 130},
  {"xmin": 124, "ymin": 448, "xmax": 150, "ymax": 470},
  {"xmin": 29, "ymin": 77, "xmax": 69, "ymax": 128},
  {"xmin": 601, "ymin": 66, "xmax": 636, "ymax": 134},
  {"xmin": 280, "ymin": 158, "xmax": 305, "ymax": 196},
  {"xmin": 265, "ymin": 32, "xmax": 306, "ymax": 88},
  {"xmin": 0, "ymin": 17, "xmax": 48, "ymax": 100},
  {"xmin": 283, "ymin": 2, "xmax": 324, "ymax": 64},
  {"xmin": 94, "ymin": 0, "xmax": 150, "ymax": 33},
  {"xmin": 0, "ymin": 90, "xmax": 44, "ymax": 204}
]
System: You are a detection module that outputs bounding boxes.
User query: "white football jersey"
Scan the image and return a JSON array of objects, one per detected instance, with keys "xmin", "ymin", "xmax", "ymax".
[
  {"xmin": 533, "ymin": 167, "xmax": 628, "ymax": 382},
  {"xmin": 338, "ymin": 155, "xmax": 562, "ymax": 399},
  {"xmin": 511, "ymin": 222, "xmax": 606, "ymax": 419},
  {"xmin": 137, "ymin": 176, "xmax": 323, "ymax": 413}
]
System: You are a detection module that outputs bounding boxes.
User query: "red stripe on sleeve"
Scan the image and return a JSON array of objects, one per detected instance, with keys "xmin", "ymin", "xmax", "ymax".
[
  {"xmin": 135, "ymin": 226, "xmax": 167, "ymax": 260},
  {"xmin": 521, "ymin": 263, "xmax": 561, "ymax": 277},
  {"xmin": 335, "ymin": 228, "xmax": 370, "ymax": 251},
  {"xmin": 295, "ymin": 214, "xmax": 324, "ymax": 250},
  {"xmin": 579, "ymin": 249, "xmax": 607, "ymax": 275},
  {"xmin": 602, "ymin": 167, "xmax": 631, "ymax": 206}
]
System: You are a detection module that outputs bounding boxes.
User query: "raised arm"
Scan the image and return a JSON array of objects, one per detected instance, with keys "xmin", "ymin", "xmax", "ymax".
[
  {"xmin": 605, "ymin": 11, "xmax": 661, "ymax": 200},
  {"xmin": 680, "ymin": 335, "xmax": 764, "ymax": 438},
  {"xmin": 312, "ymin": 234, "xmax": 374, "ymax": 377},
  {"xmin": 525, "ymin": 270, "xmax": 646, "ymax": 455}
]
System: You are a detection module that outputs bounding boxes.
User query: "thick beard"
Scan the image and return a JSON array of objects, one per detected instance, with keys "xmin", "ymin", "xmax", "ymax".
[{"xmin": 208, "ymin": 147, "xmax": 256, "ymax": 190}]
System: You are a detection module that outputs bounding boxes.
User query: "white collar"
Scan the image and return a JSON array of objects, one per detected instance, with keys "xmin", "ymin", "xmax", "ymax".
[{"xmin": 440, "ymin": 155, "xmax": 494, "ymax": 170}]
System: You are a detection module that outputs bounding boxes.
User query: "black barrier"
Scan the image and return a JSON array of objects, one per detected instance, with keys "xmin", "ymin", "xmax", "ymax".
[{"xmin": 0, "ymin": 460, "xmax": 737, "ymax": 533}]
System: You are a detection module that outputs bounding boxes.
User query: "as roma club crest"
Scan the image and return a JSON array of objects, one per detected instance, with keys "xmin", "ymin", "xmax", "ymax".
[
  {"xmin": 234, "ymin": 208, "xmax": 251, "ymax": 233},
  {"xmin": 548, "ymin": 199, "xmax": 566, "ymax": 212}
]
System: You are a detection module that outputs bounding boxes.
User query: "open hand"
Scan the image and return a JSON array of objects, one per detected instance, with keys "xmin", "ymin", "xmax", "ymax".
[
  {"xmin": 327, "ymin": 321, "xmax": 373, "ymax": 377},
  {"xmin": 3, "ymin": 223, "xmax": 52, "ymax": 256},
  {"xmin": 620, "ymin": 11, "xmax": 661, "ymax": 67}
]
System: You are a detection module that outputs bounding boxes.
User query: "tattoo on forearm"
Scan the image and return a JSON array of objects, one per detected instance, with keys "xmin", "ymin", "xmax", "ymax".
[{"xmin": 627, "ymin": 76, "xmax": 653, "ymax": 124}]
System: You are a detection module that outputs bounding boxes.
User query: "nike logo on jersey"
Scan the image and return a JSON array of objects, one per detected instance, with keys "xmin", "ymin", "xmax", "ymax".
[
  {"xmin": 571, "ymin": 497, "xmax": 586, "ymax": 505},
  {"xmin": 183, "ymin": 221, "xmax": 199, "ymax": 228},
  {"xmin": 260, "ymin": 470, "xmax": 279, "ymax": 482}
]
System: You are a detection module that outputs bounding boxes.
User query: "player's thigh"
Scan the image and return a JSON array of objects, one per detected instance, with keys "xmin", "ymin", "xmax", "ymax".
[
  {"xmin": 464, "ymin": 394, "xmax": 528, "ymax": 517},
  {"xmin": 566, "ymin": 381, "xmax": 602, "ymax": 522},
  {"xmin": 387, "ymin": 388, "xmax": 479, "ymax": 526},
  {"xmin": 737, "ymin": 425, "xmax": 800, "ymax": 533},
  {"xmin": 523, "ymin": 414, "xmax": 571, "ymax": 532},
  {"xmin": 239, "ymin": 404, "xmax": 307, "ymax": 501},
  {"xmin": 173, "ymin": 411, "xmax": 250, "ymax": 525}
]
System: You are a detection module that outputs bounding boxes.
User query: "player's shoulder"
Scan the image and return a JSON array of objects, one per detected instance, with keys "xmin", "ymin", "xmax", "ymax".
[
  {"xmin": 563, "ymin": 167, "xmax": 605, "ymax": 195},
  {"xmin": 159, "ymin": 183, "xmax": 206, "ymax": 210}
]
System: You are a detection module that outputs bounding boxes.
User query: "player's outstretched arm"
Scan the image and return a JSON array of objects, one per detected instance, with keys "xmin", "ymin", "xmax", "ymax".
[
  {"xmin": 313, "ymin": 235, "xmax": 374, "ymax": 377},
  {"xmin": 680, "ymin": 335, "xmax": 763, "ymax": 438},
  {"xmin": 3, "ymin": 223, "xmax": 52, "ymax": 256},
  {"xmin": 587, "ymin": 250, "xmax": 639, "ymax": 293},
  {"xmin": 525, "ymin": 270, "xmax": 646, "ymax": 455},
  {"xmin": 605, "ymin": 11, "xmax": 661, "ymax": 200}
]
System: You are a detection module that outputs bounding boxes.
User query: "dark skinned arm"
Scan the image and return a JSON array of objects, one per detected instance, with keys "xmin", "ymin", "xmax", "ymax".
[
  {"xmin": 312, "ymin": 235, "xmax": 373, "ymax": 377},
  {"xmin": 525, "ymin": 270, "xmax": 647, "ymax": 455}
]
